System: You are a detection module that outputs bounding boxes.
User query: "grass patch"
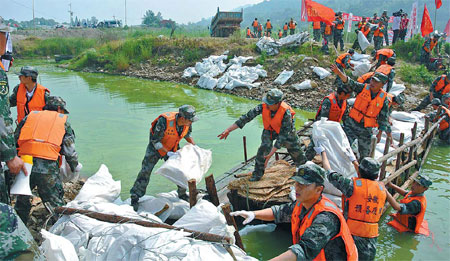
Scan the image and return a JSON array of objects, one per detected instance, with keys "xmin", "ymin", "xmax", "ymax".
[
  {"xmin": 15, "ymin": 37, "xmax": 97, "ymax": 57},
  {"xmin": 398, "ymin": 63, "xmax": 437, "ymax": 85}
]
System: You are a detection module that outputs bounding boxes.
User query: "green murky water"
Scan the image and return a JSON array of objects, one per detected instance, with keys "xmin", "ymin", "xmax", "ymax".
[{"xmin": 7, "ymin": 62, "xmax": 449, "ymax": 260}]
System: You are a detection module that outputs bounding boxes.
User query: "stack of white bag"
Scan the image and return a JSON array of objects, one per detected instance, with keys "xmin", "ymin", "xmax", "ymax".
[
  {"xmin": 155, "ymin": 143, "xmax": 212, "ymax": 189},
  {"xmin": 217, "ymin": 64, "xmax": 267, "ymax": 90},
  {"xmin": 312, "ymin": 118, "xmax": 358, "ymax": 197},
  {"xmin": 350, "ymin": 52, "xmax": 372, "ymax": 77},
  {"xmin": 44, "ymin": 164, "xmax": 256, "ymax": 261}
]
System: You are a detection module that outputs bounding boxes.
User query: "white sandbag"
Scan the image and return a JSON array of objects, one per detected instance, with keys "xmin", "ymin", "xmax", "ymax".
[
  {"xmin": 197, "ymin": 75, "xmax": 218, "ymax": 90},
  {"xmin": 292, "ymin": 80, "xmax": 312, "ymax": 90},
  {"xmin": 352, "ymin": 51, "xmax": 370, "ymax": 61},
  {"xmin": 274, "ymin": 70, "xmax": 294, "ymax": 85},
  {"xmin": 239, "ymin": 224, "xmax": 276, "ymax": 236},
  {"xmin": 279, "ymin": 31, "xmax": 310, "ymax": 46},
  {"xmin": 173, "ymin": 199, "xmax": 227, "ymax": 233},
  {"xmin": 157, "ymin": 190, "xmax": 190, "ymax": 220},
  {"xmin": 225, "ymin": 79, "xmax": 260, "ymax": 90},
  {"xmin": 351, "ymin": 62, "xmax": 371, "ymax": 77},
  {"xmin": 388, "ymin": 82, "xmax": 406, "ymax": 96},
  {"xmin": 312, "ymin": 66, "xmax": 331, "ymax": 79},
  {"xmin": 390, "ymin": 111, "xmax": 419, "ymax": 122},
  {"xmin": 229, "ymin": 56, "xmax": 253, "ymax": 66},
  {"xmin": 40, "ymin": 229, "xmax": 79, "ymax": 261},
  {"xmin": 256, "ymin": 36, "xmax": 282, "ymax": 56},
  {"xmin": 135, "ymin": 195, "xmax": 173, "ymax": 222},
  {"xmin": 155, "ymin": 144, "xmax": 212, "ymax": 189},
  {"xmin": 74, "ymin": 164, "xmax": 120, "ymax": 203},
  {"xmin": 182, "ymin": 67, "xmax": 198, "ymax": 78},
  {"xmin": 357, "ymin": 31, "xmax": 371, "ymax": 51},
  {"xmin": 312, "ymin": 119, "xmax": 358, "ymax": 195},
  {"xmin": 59, "ymin": 156, "xmax": 82, "ymax": 182}
]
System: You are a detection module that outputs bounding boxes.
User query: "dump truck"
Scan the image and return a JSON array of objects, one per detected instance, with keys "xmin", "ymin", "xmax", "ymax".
[{"xmin": 210, "ymin": 7, "xmax": 243, "ymax": 37}]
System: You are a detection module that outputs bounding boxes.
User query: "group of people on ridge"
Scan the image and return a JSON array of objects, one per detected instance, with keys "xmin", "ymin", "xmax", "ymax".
[{"xmin": 247, "ymin": 17, "xmax": 297, "ymax": 39}]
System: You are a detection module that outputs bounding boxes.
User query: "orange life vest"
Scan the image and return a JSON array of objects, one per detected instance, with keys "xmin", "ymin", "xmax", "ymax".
[
  {"xmin": 16, "ymin": 83, "xmax": 49, "ymax": 123},
  {"xmin": 313, "ymin": 22, "xmax": 321, "ymax": 29},
  {"xmin": 278, "ymin": 31, "xmax": 283, "ymax": 38},
  {"xmin": 266, "ymin": 21, "xmax": 272, "ymax": 29},
  {"xmin": 315, "ymin": 93, "xmax": 347, "ymax": 122},
  {"xmin": 387, "ymin": 192, "xmax": 429, "ymax": 236},
  {"xmin": 247, "ymin": 28, "xmax": 252, "ymax": 36},
  {"xmin": 376, "ymin": 64, "xmax": 393, "ymax": 76},
  {"xmin": 0, "ymin": 61, "xmax": 5, "ymax": 71},
  {"xmin": 289, "ymin": 21, "xmax": 296, "ymax": 29},
  {"xmin": 335, "ymin": 18, "xmax": 345, "ymax": 30},
  {"xmin": 17, "ymin": 110, "xmax": 67, "ymax": 161},
  {"xmin": 434, "ymin": 76, "xmax": 450, "ymax": 95},
  {"xmin": 258, "ymin": 24, "xmax": 263, "ymax": 31},
  {"xmin": 349, "ymin": 84, "xmax": 387, "ymax": 128},
  {"xmin": 374, "ymin": 25, "xmax": 384, "ymax": 37},
  {"xmin": 357, "ymin": 22, "xmax": 364, "ymax": 30},
  {"xmin": 252, "ymin": 20, "xmax": 258, "ymax": 27},
  {"xmin": 423, "ymin": 38, "xmax": 438, "ymax": 53},
  {"xmin": 336, "ymin": 53, "xmax": 351, "ymax": 69},
  {"xmin": 262, "ymin": 102, "xmax": 295, "ymax": 134},
  {"xmin": 150, "ymin": 112, "xmax": 190, "ymax": 157},
  {"xmin": 324, "ymin": 25, "xmax": 332, "ymax": 35},
  {"xmin": 439, "ymin": 107, "xmax": 450, "ymax": 131},
  {"xmin": 343, "ymin": 178, "xmax": 386, "ymax": 238},
  {"xmin": 362, "ymin": 26, "xmax": 371, "ymax": 36},
  {"xmin": 357, "ymin": 72, "xmax": 374, "ymax": 83},
  {"xmin": 283, "ymin": 24, "xmax": 288, "ymax": 30},
  {"xmin": 291, "ymin": 196, "xmax": 358, "ymax": 260}
]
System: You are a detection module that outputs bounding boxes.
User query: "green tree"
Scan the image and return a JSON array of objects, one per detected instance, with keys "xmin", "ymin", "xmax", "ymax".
[{"xmin": 142, "ymin": 10, "xmax": 161, "ymax": 27}]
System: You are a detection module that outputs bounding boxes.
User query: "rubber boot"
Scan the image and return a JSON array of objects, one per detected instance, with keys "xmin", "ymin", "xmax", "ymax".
[{"xmin": 131, "ymin": 195, "xmax": 139, "ymax": 212}]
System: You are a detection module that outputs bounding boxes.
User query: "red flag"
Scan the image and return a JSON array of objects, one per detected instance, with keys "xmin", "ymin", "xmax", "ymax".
[
  {"xmin": 304, "ymin": 0, "xmax": 335, "ymax": 25},
  {"xmin": 435, "ymin": 0, "xmax": 442, "ymax": 9},
  {"xmin": 444, "ymin": 18, "xmax": 450, "ymax": 36},
  {"xmin": 301, "ymin": 0, "xmax": 307, "ymax": 22},
  {"xmin": 421, "ymin": 4, "xmax": 434, "ymax": 37}
]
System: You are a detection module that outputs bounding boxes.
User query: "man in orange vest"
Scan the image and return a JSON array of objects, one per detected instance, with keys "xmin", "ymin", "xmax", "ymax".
[
  {"xmin": 265, "ymin": 19, "xmax": 272, "ymax": 37},
  {"xmin": 14, "ymin": 96, "xmax": 80, "ymax": 224},
  {"xmin": 230, "ymin": 164, "xmax": 358, "ymax": 260},
  {"xmin": 130, "ymin": 105, "xmax": 197, "ymax": 211},
  {"xmin": 313, "ymin": 21, "xmax": 321, "ymax": 42},
  {"xmin": 283, "ymin": 22, "xmax": 288, "ymax": 37},
  {"xmin": 0, "ymin": 22, "xmax": 27, "ymax": 205},
  {"xmin": 331, "ymin": 64, "xmax": 390, "ymax": 160},
  {"xmin": 218, "ymin": 88, "xmax": 306, "ymax": 181},
  {"xmin": 289, "ymin": 18, "xmax": 296, "ymax": 35},
  {"xmin": 373, "ymin": 22, "xmax": 385, "ymax": 50},
  {"xmin": 322, "ymin": 151, "xmax": 386, "ymax": 261},
  {"xmin": 414, "ymin": 72, "xmax": 450, "ymax": 111},
  {"xmin": 420, "ymin": 33, "xmax": 440, "ymax": 69},
  {"xmin": 436, "ymin": 94, "xmax": 450, "ymax": 144},
  {"xmin": 386, "ymin": 175, "xmax": 432, "ymax": 236},
  {"xmin": 334, "ymin": 12, "xmax": 345, "ymax": 51},
  {"xmin": 335, "ymin": 49, "xmax": 355, "ymax": 88},
  {"xmin": 375, "ymin": 57, "xmax": 396, "ymax": 93},
  {"xmin": 352, "ymin": 17, "xmax": 368, "ymax": 51},
  {"xmin": 278, "ymin": 30, "xmax": 283, "ymax": 39},
  {"xmin": 321, "ymin": 21, "xmax": 333, "ymax": 54},
  {"xmin": 252, "ymin": 18, "xmax": 259, "ymax": 35},
  {"xmin": 9, "ymin": 66, "xmax": 50, "ymax": 124},
  {"xmin": 246, "ymin": 27, "xmax": 252, "ymax": 38},
  {"xmin": 257, "ymin": 23, "xmax": 263, "ymax": 38},
  {"xmin": 372, "ymin": 48, "xmax": 396, "ymax": 69}
]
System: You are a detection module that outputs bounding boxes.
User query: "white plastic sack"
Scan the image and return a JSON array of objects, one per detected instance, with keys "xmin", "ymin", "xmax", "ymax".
[
  {"xmin": 274, "ymin": 70, "xmax": 294, "ymax": 85},
  {"xmin": 388, "ymin": 82, "xmax": 406, "ymax": 96},
  {"xmin": 197, "ymin": 75, "xmax": 218, "ymax": 90},
  {"xmin": 357, "ymin": 31, "xmax": 371, "ymax": 51},
  {"xmin": 229, "ymin": 56, "xmax": 253, "ymax": 66},
  {"xmin": 74, "ymin": 164, "xmax": 120, "ymax": 203},
  {"xmin": 157, "ymin": 190, "xmax": 190, "ymax": 220},
  {"xmin": 292, "ymin": 80, "xmax": 312, "ymax": 90},
  {"xmin": 312, "ymin": 66, "xmax": 331, "ymax": 79},
  {"xmin": 155, "ymin": 144, "xmax": 212, "ymax": 189},
  {"xmin": 173, "ymin": 199, "xmax": 227, "ymax": 233},
  {"xmin": 390, "ymin": 111, "xmax": 419, "ymax": 122},
  {"xmin": 41, "ymin": 229, "xmax": 79, "ymax": 261},
  {"xmin": 256, "ymin": 36, "xmax": 282, "ymax": 56},
  {"xmin": 59, "ymin": 156, "xmax": 82, "ymax": 182},
  {"xmin": 279, "ymin": 32, "xmax": 310, "ymax": 46},
  {"xmin": 182, "ymin": 67, "xmax": 198, "ymax": 78},
  {"xmin": 352, "ymin": 52, "xmax": 370, "ymax": 61},
  {"xmin": 312, "ymin": 119, "xmax": 358, "ymax": 195},
  {"xmin": 134, "ymin": 195, "xmax": 173, "ymax": 222},
  {"xmin": 351, "ymin": 62, "xmax": 371, "ymax": 77}
]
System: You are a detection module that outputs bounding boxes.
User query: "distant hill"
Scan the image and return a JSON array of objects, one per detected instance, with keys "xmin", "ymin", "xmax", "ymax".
[{"xmin": 189, "ymin": 0, "xmax": 449, "ymax": 33}]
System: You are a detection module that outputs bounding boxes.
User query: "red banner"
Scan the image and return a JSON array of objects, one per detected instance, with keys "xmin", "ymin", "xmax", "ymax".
[
  {"xmin": 304, "ymin": 0, "xmax": 335, "ymax": 25},
  {"xmin": 421, "ymin": 4, "xmax": 434, "ymax": 37},
  {"xmin": 435, "ymin": 0, "xmax": 442, "ymax": 9}
]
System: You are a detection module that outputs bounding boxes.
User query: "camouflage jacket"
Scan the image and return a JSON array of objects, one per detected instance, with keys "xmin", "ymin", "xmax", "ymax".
[
  {"xmin": 150, "ymin": 113, "xmax": 192, "ymax": 151},
  {"xmin": 398, "ymin": 191, "xmax": 423, "ymax": 231},
  {"xmin": 316, "ymin": 94, "xmax": 347, "ymax": 121},
  {"xmin": 9, "ymin": 83, "xmax": 50, "ymax": 108},
  {"xmin": 0, "ymin": 67, "xmax": 17, "ymax": 163},
  {"xmin": 271, "ymin": 197, "xmax": 347, "ymax": 260},
  {"xmin": 14, "ymin": 113, "xmax": 79, "ymax": 173},
  {"xmin": 429, "ymin": 75, "xmax": 448, "ymax": 98},
  {"xmin": 346, "ymin": 77, "xmax": 390, "ymax": 132},
  {"xmin": 0, "ymin": 203, "xmax": 44, "ymax": 260},
  {"xmin": 235, "ymin": 103, "xmax": 296, "ymax": 149}
]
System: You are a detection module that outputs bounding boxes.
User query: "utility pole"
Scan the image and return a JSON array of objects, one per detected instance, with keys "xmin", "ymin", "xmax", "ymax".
[
  {"xmin": 32, "ymin": 0, "xmax": 35, "ymax": 35},
  {"xmin": 68, "ymin": 3, "xmax": 73, "ymax": 27},
  {"xmin": 124, "ymin": 0, "xmax": 127, "ymax": 26}
]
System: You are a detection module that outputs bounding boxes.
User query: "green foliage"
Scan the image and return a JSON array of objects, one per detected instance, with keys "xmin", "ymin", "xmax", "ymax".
[
  {"xmin": 14, "ymin": 37, "xmax": 97, "ymax": 57},
  {"xmin": 255, "ymin": 51, "xmax": 267, "ymax": 65},
  {"xmin": 398, "ymin": 64, "xmax": 436, "ymax": 85},
  {"xmin": 392, "ymin": 34, "xmax": 424, "ymax": 63},
  {"xmin": 444, "ymin": 43, "xmax": 450, "ymax": 56}
]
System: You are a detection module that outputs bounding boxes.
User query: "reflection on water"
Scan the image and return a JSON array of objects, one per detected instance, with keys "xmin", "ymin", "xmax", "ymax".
[{"xmin": 7, "ymin": 62, "xmax": 448, "ymax": 260}]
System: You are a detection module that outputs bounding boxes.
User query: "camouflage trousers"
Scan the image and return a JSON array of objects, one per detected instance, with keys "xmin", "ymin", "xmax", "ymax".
[
  {"xmin": 15, "ymin": 169, "xmax": 64, "ymax": 225},
  {"xmin": 354, "ymin": 235, "xmax": 377, "ymax": 261},
  {"xmin": 0, "ymin": 168, "xmax": 9, "ymax": 204},
  {"xmin": 420, "ymin": 49, "xmax": 430, "ymax": 66},
  {"xmin": 414, "ymin": 94, "xmax": 432, "ymax": 111},
  {"xmin": 252, "ymin": 129, "xmax": 306, "ymax": 179},
  {"xmin": 334, "ymin": 29, "xmax": 344, "ymax": 51},
  {"xmin": 374, "ymin": 36, "xmax": 383, "ymax": 50},
  {"xmin": 321, "ymin": 35, "xmax": 331, "ymax": 54},
  {"xmin": 383, "ymin": 29, "xmax": 389, "ymax": 46},
  {"xmin": 130, "ymin": 144, "xmax": 186, "ymax": 199},
  {"xmin": 343, "ymin": 117, "xmax": 373, "ymax": 160}
]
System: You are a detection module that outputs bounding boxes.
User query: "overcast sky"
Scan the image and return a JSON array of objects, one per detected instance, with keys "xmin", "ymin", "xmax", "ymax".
[{"xmin": 4, "ymin": 0, "xmax": 265, "ymax": 25}]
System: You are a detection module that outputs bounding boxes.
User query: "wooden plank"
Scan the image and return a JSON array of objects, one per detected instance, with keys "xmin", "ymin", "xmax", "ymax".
[
  {"xmin": 222, "ymin": 204, "xmax": 245, "ymax": 251},
  {"xmin": 205, "ymin": 174, "xmax": 220, "ymax": 206},
  {"xmin": 384, "ymin": 160, "xmax": 417, "ymax": 183},
  {"xmin": 379, "ymin": 136, "xmax": 391, "ymax": 180},
  {"xmin": 394, "ymin": 133, "xmax": 405, "ymax": 185},
  {"xmin": 188, "ymin": 179, "xmax": 198, "ymax": 208}
]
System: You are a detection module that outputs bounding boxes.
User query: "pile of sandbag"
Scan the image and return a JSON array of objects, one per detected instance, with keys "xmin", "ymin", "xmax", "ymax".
[
  {"xmin": 350, "ymin": 52, "xmax": 372, "ymax": 77},
  {"xmin": 41, "ymin": 165, "xmax": 256, "ymax": 261},
  {"xmin": 217, "ymin": 64, "xmax": 267, "ymax": 90},
  {"xmin": 256, "ymin": 32, "xmax": 310, "ymax": 56}
]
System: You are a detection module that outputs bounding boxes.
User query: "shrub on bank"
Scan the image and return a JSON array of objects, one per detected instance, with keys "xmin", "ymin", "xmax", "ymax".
[
  {"xmin": 398, "ymin": 63, "xmax": 437, "ymax": 85},
  {"xmin": 14, "ymin": 37, "xmax": 97, "ymax": 57},
  {"xmin": 392, "ymin": 34, "xmax": 425, "ymax": 63}
]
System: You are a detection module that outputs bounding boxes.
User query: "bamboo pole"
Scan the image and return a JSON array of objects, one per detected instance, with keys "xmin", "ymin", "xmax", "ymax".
[
  {"xmin": 405, "ymin": 122, "xmax": 417, "ymax": 177},
  {"xmin": 221, "ymin": 204, "xmax": 245, "ymax": 251},
  {"xmin": 205, "ymin": 174, "xmax": 220, "ymax": 207},
  {"xmin": 394, "ymin": 133, "xmax": 404, "ymax": 185},
  {"xmin": 188, "ymin": 179, "xmax": 198, "ymax": 208},
  {"xmin": 54, "ymin": 207, "xmax": 232, "ymax": 244},
  {"xmin": 384, "ymin": 160, "xmax": 417, "ymax": 184}
]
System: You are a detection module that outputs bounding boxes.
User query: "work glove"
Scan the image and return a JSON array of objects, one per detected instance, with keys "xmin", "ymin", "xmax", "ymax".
[
  {"xmin": 344, "ymin": 147, "xmax": 357, "ymax": 162},
  {"xmin": 230, "ymin": 210, "xmax": 255, "ymax": 225},
  {"xmin": 167, "ymin": 151, "xmax": 175, "ymax": 157}
]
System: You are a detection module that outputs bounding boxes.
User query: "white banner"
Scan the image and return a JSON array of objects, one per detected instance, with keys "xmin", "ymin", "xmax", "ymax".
[
  {"xmin": 347, "ymin": 13, "xmax": 353, "ymax": 32},
  {"xmin": 405, "ymin": 1, "xmax": 418, "ymax": 41}
]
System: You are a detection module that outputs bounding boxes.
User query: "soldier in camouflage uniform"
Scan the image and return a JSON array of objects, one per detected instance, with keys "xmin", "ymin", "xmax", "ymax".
[
  {"xmin": 14, "ymin": 96, "xmax": 79, "ymax": 224},
  {"xmin": 130, "ymin": 105, "xmax": 197, "ymax": 211},
  {"xmin": 331, "ymin": 64, "xmax": 390, "ymax": 160},
  {"xmin": 437, "ymin": 94, "xmax": 450, "ymax": 144},
  {"xmin": 0, "ymin": 202, "xmax": 44, "ymax": 260},
  {"xmin": 333, "ymin": 12, "xmax": 345, "ymax": 51},
  {"xmin": 218, "ymin": 89, "xmax": 306, "ymax": 181},
  {"xmin": 231, "ymin": 163, "xmax": 358, "ymax": 260},
  {"xmin": 0, "ymin": 21, "xmax": 26, "ymax": 205},
  {"xmin": 380, "ymin": 11, "xmax": 389, "ymax": 46},
  {"xmin": 413, "ymin": 72, "xmax": 450, "ymax": 111}
]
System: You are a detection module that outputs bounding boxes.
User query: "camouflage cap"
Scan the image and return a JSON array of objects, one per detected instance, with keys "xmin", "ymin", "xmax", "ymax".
[
  {"xmin": 372, "ymin": 72, "xmax": 388, "ymax": 84},
  {"xmin": 359, "ymin": 157, "xmax": 381, "ymax": 177},
  {"xmin": 413, "ymin": 174, "xmax": 432, "ymax": 188},
  {"xmin": 18, "ymin": 66, "xmax": 38, "ymax": 79},
  {"xmin": 46, "ymin": 96, "xmax": 69, "ymax": 114},
  {"xmin": 178, "ymin": 104, "xmax": 198, "ymax": 122},
  {"xmin": 291, "ymin": 163, "xmax": 325, "ymax": 185},
  {"xmin": 262, "ymin": 88, "xmax": 283, "ymax": 105},
  {"xmin": 431, "ymin": 98, "xmax": 441, "ymax": 106}
]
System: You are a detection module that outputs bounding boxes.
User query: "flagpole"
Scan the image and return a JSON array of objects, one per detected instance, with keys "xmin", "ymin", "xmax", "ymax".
[{"xmin": 434, "ymin": 8, "xmax": 437, "ymax": 31}]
